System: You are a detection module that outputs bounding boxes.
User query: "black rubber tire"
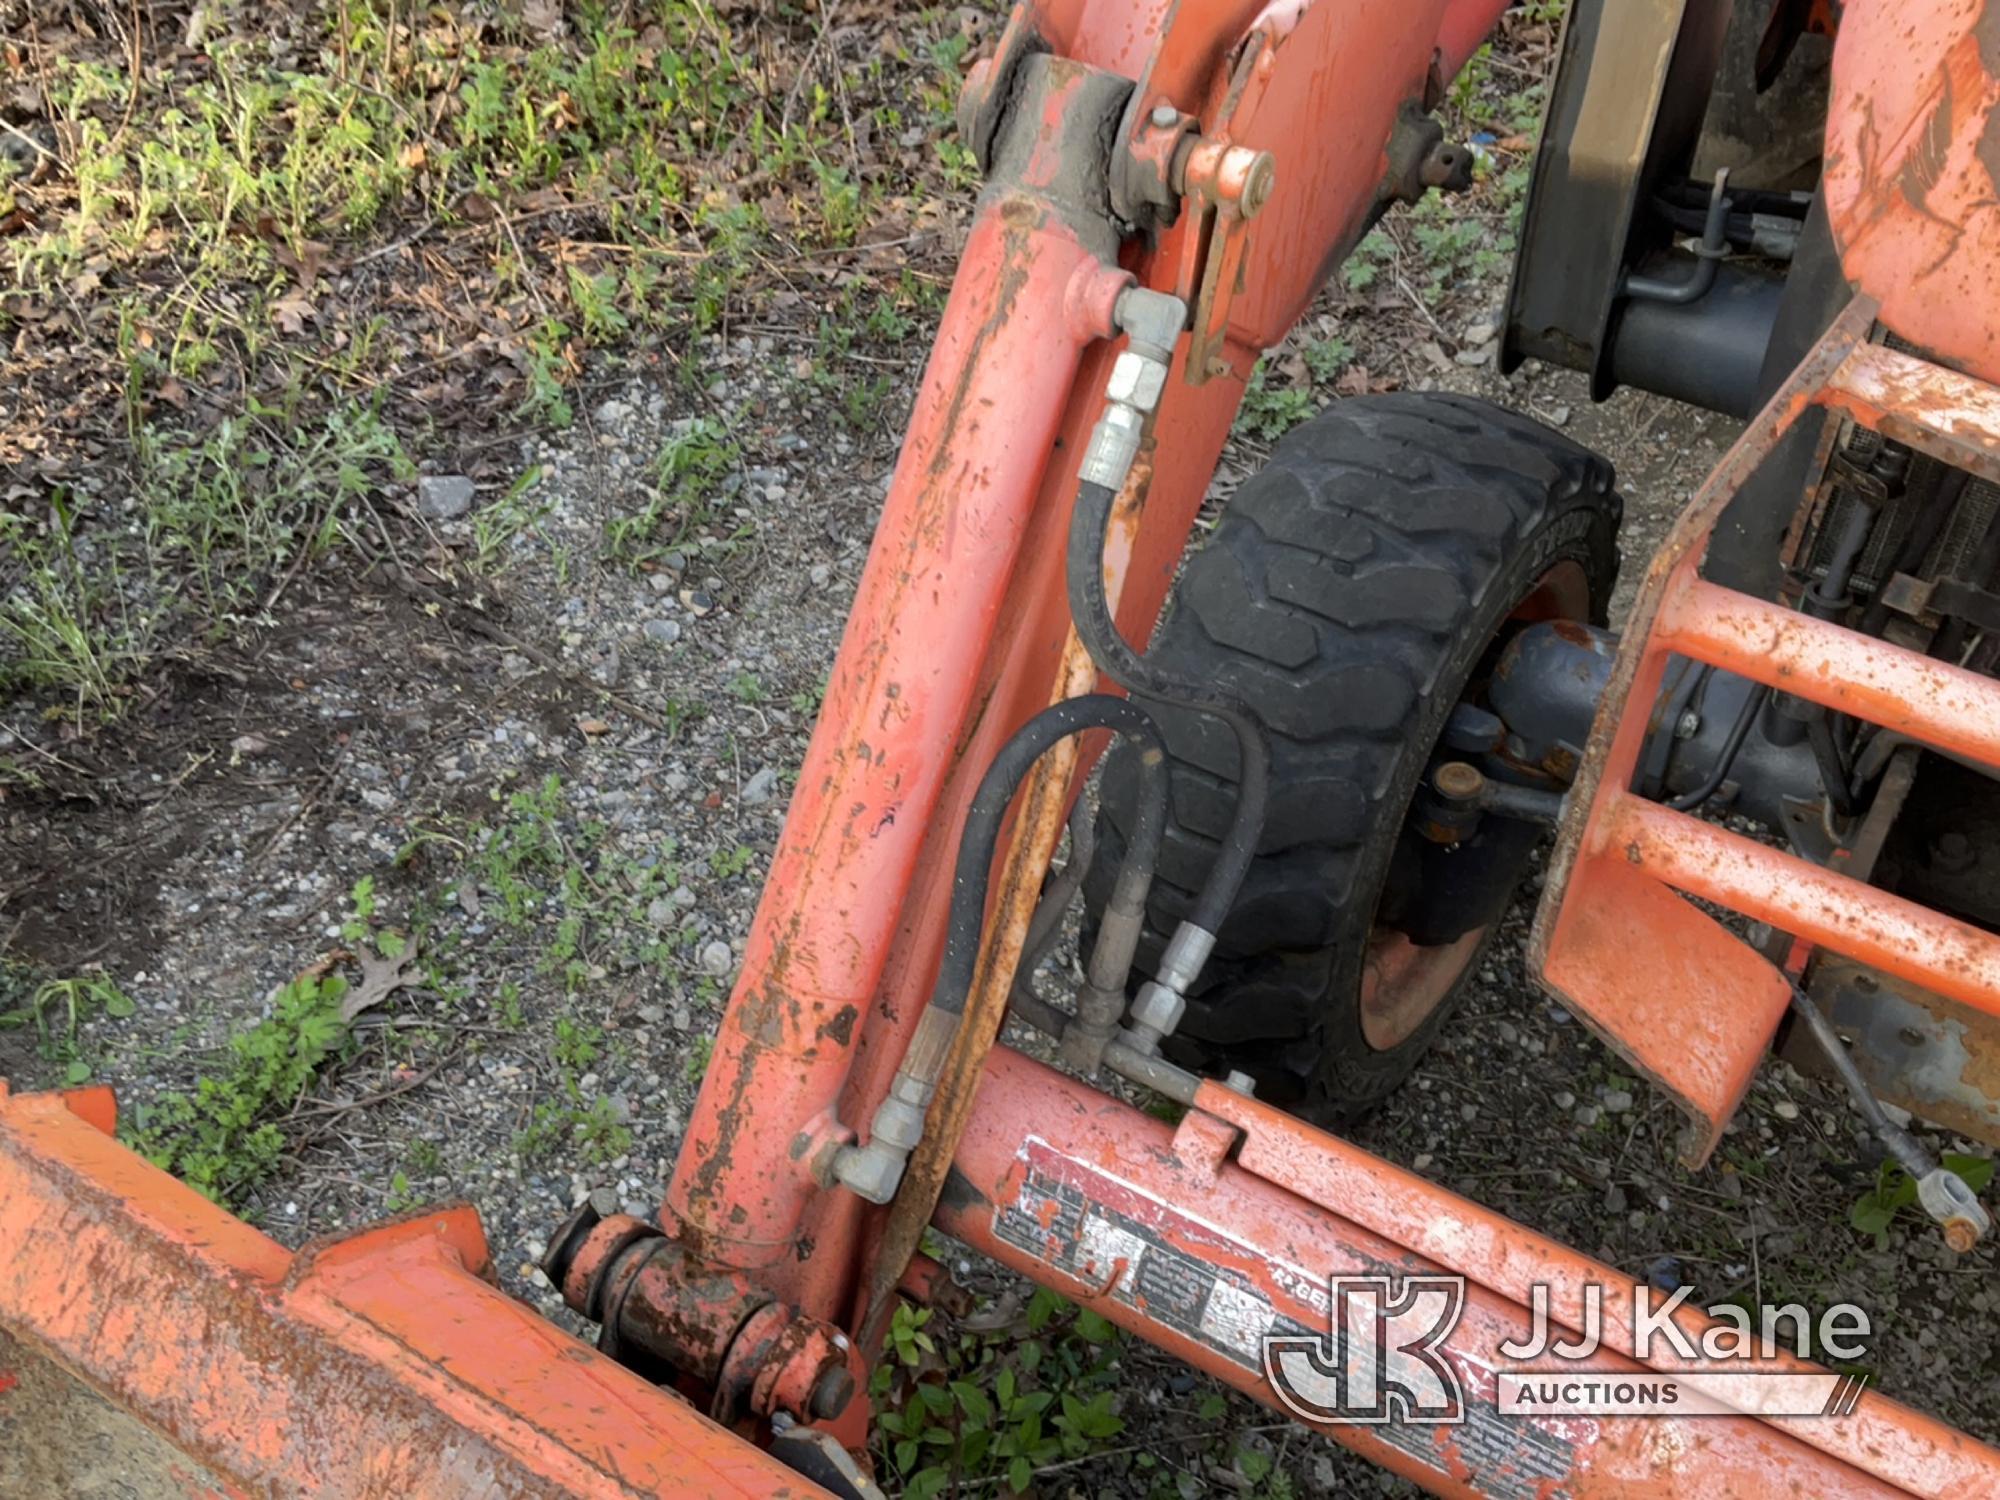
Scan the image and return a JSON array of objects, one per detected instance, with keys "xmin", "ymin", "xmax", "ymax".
[{"xmin": 1084, "ymin": 392, "xmax": 1621, "ymax": 1122}]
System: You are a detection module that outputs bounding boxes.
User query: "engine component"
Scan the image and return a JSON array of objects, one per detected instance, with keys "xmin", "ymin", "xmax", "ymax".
[{"xmin": 1487, "ymin": 618, "xmax": 1822, "ymax": 837}]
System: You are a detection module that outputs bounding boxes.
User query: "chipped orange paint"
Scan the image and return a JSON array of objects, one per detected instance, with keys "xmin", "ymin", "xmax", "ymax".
[
  {"xmin": 22, "ymin": 6, "xmax": 2000, "ymax": 1497},
  {"xmin": 1196, "ymin": 1078, "xmax": 2000, "ymax": 1494},
  {"xmin": 0, "ymin": 1085, "xmax": 821, "ymax": 1498},
  {"xmin": 937, "ymin": 1047, "xmax": 1981, "ymax": 1497},
  {"xmin": 865, "ymin": 629, "xmax": 1102, "ymax": 1328},
  {"xmin": 1655, "ymin": 573, "xmax": 2000, "ymax": 765},
  {"xmin": 1599, "ymin": 794, "xmax": 2000, "ymax": 1020},
  {"xmin": 662, "ymin": 189, "xmax": 1129, "ymax": 1271},
  {"xmin": 670, "ymin": 0, "xmax": 1528, "ymax": 1349},
  {"xmin": 1825, "ymin": 0, "xmax": 2000, "ymax": 387},
  {"xmin": 1538, "ymin": 294, "xmax": 2000, "ymax": 1187}
]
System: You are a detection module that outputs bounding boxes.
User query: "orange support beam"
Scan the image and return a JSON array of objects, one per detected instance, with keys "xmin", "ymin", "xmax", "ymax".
[
  {"xmin": 1595, "ymin": 794, "xmax": 2000, "ymax": 1021},
  {"xmin": 1654, "ymin": 576, "xmax": 2000, "ymax": 768},
  {"xmin": 936, "ymin": 1048, "xmax": 2000, "ymax": 1498}
]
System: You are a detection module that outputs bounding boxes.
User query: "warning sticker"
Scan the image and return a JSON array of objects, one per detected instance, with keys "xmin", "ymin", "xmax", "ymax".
[
  {"xmin": 995, "ymin": 1138, "xmax": 1335, "ymax": 1369},
  {"xmin": 993, "ymin": 1137, "xmax": 1586, "ymax": 1500}
]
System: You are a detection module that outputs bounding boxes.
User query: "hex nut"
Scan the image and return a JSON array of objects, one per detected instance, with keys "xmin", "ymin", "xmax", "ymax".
[
  {"xmin": 1130, "ymin": 980, "xmax": 1185, "ymax": 1036},
  {"xmin": 1106, "ymin": 351, "xmax": 1169, "ymax": 412}
]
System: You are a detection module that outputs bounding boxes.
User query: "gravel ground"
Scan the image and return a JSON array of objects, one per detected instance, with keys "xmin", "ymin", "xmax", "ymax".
[{"xmin": 8, "ymin": 278, "xmax": 1998, "ymax": 1496}]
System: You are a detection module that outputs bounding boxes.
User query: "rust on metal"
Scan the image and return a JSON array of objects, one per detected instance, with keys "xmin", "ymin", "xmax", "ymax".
[
  {"xmin": 664, "ymin": 187, "xmax": 1120, "ymax": 1270},
  {"xmin": 863, "ymin": 628, "xmax": 1101, "ymax": 1329},
  {"xmin": 665, "ymin": 0, "xmax": 1536, "ymax": 1343},
  {"xmin": 939, "ymin": 1046, "xmax": 1996, "ymax": 1497},
  {"xmin": 0, "ymin": 1085, "xmax": 819, "ymax": 1497},
  {"xmin": 1172, "ymin": 114, "xmax": 1279, "ymax": 385},
  {"xmin": 1818, "ymin": 338, "xmax": 2000, "ymax": 488},
  {"xmin": 1823, "ymin": 0, "xmax": 2000, "ymax": 389},
  {"xmin": 1529, "ymin": 299, "xmax": 1883, "ymax": 1161},
  {"xmin": 1535, "ymin": 287, "xmax": 2000, "ymax": 1173},
  {"xmin": 1191, "ymin": 1075, "xmax": 2000, "ymax": 1494},
  {"xmin": 1358, "ymin": 927, "xmax": 1485, "ymax": 1050},
  {"xmin": 1815, "ymin": 955, "xmax": 2000, "ymax": 1148},
  {"xmin": 545, "ymin": 1200, "xmax": 854, "ymax": 1427},
  {"xmin": 892, "ymin": 1251, "xmax": 974, "ymax": 1317},
  {"xmin": 1598, "ymin": 792, "xmax": 2000, "ymax": 1022}
]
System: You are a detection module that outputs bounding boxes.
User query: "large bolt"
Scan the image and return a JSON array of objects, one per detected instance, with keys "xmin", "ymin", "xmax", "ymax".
[
  {"xmin": 1434, "ymin": 761, "xmax": 1485, "ymax": 803},
  {"xmin": 810, "ymin": 1363, "xmax": 857, "ymax": 1420},
  {"xmin": 1239, "ymin": 152, "xmax": 1276, "ymax": 216},
  {"xmin": 1150, "ymin": 102, "xmax": 1180, "ymax": 128},
  {"xmin": 1931, "ymin": 830, "xmax": 1976, "ymax": 873}
]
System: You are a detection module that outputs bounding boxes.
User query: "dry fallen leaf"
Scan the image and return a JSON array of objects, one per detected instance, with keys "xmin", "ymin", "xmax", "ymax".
[
  {"xmin": 512, "ymin": 185, "xmax": 569, "ymax": 216},
  {"xmin": 274, "ymin": 236, "xmax": 332, "ymax": 291},
  {"xmin": 271, "ymin": 292, "xmax": 318, "ymax": 335},
  {"xmin": 341, "ymin": 943, "xmax": 420, "ymax": 1023}
]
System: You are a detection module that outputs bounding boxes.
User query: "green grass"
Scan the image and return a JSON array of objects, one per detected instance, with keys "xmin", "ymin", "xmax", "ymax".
[
  {"xmin": 3, "ymin": 2, "xmax": 976, "ymax": 721},
  {"xmin": 0, "ymin": 969, "xmax": 136, "ymax": 1085},
  {"xmin": 605, "ymin": 418, "xmax": 739, "ymax": 570},
  {"xmin": 108, "ymin": 765, "xmax": 731, "ymax": 1204},
  {"xmin": 130, "ymin": 973, "xmax": 353, "ymax": 1206}
]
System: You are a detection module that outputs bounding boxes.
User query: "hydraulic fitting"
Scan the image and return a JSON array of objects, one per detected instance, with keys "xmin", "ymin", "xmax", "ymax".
[
  {"xmin": 1126, "ymin": 980, "xmax": 1185, "ymax": 1051},
  {"xmin": 832, "ymin": 1003, "xmax": 954, "ymax": 1203},
  {"xmin": 1114, "ymin": 285, "xmax": 1187, "ymax": 360},
  {"xmin": 1918, "ymin": 1167, "xmax": 1993, "ymax": 1252},
  {"xmin": 1106, "ymin": 349, "xmax": 1169, "ymax": 412},
  {"xmin": 1122, "ymin": 921, "xmax": 1216, "ymax": 1055},
  {"xmin": 1080, "ymin": 403, "xmax": 1149, "ymax": 491},
  {"xmin": 1156, "ymin": 920, "xmax": 1217, "ymax": 993},
  {"xmin": 1078, "ymin": 289, "xmax": 1187, "ymax": 491}
]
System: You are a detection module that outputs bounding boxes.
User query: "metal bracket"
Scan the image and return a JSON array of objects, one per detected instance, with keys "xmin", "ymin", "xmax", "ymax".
[
  {"xmin": 957, "ymin": 4, "xmax": 1047, "ymax": 174},
  {"xmin": 1166, "ymin": 34, "xmax": 1277, "ymax": 387}
]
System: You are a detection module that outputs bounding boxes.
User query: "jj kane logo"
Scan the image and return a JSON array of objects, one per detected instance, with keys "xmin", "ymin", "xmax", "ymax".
[{"xmin": 1264, "ymin": 1275, "xmax": 1873, "ymax": 1424}]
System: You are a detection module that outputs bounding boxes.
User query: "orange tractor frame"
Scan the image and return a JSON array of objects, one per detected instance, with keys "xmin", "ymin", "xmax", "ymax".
[{"xmin": 8, "ymin": 0, "xmax": 2000, "ymax": 1495}]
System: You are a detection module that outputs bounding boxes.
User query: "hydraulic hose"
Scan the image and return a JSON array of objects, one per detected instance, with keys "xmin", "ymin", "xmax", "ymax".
[
  {"xmin": 832, "ymin": 693, "xmax": 1168, "ymax": 1203},
  {"xmin": 1067, "ymin": 476, "xmax": 1270, "ymax": 938},
  {"xmin": 1667, "ymin": 683, "xmax": 1771, "ymax": 812},
  {"xmin": 931, "ymin": 695, "xmax": 1167, "ymax": 1017},
  {"xmin": 1016, "ymin": 798, "xmax": 1094, "ymax": 990}
]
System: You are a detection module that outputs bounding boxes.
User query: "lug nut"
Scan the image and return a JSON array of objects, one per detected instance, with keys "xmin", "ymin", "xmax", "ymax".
[{"xmin": 1150, "ymin": 102, "xmax": 1180, "ymax": 128}]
